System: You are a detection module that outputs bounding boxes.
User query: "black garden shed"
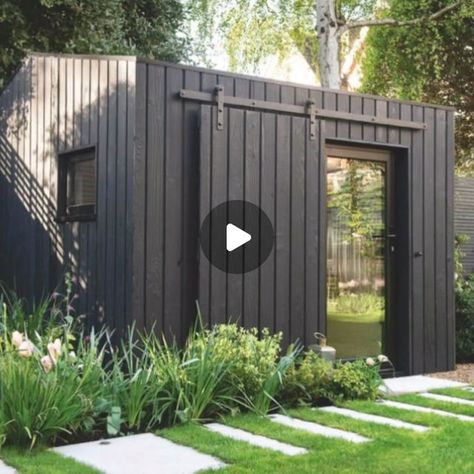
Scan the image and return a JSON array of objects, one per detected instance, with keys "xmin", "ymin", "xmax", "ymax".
[{"xmin": 0, "ymin": 53, "xmax": 455, "ymax": 375}]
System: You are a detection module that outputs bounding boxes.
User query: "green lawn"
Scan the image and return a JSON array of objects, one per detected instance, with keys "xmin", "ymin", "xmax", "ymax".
[
  {"xmin": 2, "ymin": 389, "xmax": 474, "ymax": 473},
  {"xmin": 161, "ymin": 391, "xmax": 474, "ymax": 474},
  {"xmin": 0, "ymin": 447, "xmax": 100, "ymax": 474}
]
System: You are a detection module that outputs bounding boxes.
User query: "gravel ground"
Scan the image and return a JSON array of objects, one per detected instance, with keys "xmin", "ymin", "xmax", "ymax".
[{"xmin": 429, "ymin": 363, "xmax": 474, "ymax": 384}]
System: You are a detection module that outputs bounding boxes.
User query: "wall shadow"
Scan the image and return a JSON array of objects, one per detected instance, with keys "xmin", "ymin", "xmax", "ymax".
[{"xmin": 0, "ymin": 56, "xmax": 134, "ymax": 333}]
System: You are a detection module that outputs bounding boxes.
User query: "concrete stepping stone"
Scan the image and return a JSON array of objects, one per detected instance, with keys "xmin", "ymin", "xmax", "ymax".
[
  {"xmin": 380, "ymin": 375, "xmax": 467, "ymax": 396},
  {"xmin": 420, "ymin": 392, "xmax": 474, "ymax": 407},
  {"xmin": 269, "ymin": 414, "xmax": 370, "ymax": 444},
  {"xmin": 52, "ymin": 433, "xmax": 225, "ymax": 474},
  {"xmin": 462, "ymin": 387, "xmax": 474, "ymax": 393},
  {"xmin": 319, "ymin": 406, "xmax": 429, "ymax": 432},
  {"xmin": 205, "ymin": 423, "xmax": 307, "ymax": 456},
  {"xmin": 380, "ymin": 400, "xmax": 474, "ymax": 423},
  {"xmin": 0, "ymin": 460, "xmax": 16, "ymax": 474}
]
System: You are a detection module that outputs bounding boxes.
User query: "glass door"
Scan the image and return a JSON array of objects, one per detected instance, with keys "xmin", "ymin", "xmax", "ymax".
[{"xmin": 326, "ymin": 145, "xmax": 393, "ymax": 359}]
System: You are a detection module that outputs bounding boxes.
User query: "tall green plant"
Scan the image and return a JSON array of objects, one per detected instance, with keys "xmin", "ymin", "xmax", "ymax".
[
  {"xmin": 143, "ymin": 326, "xmax": 236, "ymax": 425},
  {"xmin": 242, "ymin": 345, "xmax": 300, "ymax": 416},
  {"xmin": 0, "ymin": 328, "xmax": 107, "ymax": 449},
  {"xmin": 102, "ymin": 326, "xmax": 164, "ymax": 434}
]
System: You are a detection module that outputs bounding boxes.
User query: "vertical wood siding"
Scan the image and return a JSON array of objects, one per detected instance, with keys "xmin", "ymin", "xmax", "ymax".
[
  {"xmin": 198, "ymin": 106, "xmax": 321, "ymax": 347},
  {"xmin": 134, "ymin": 60, "xmax": 454, "ymax": 373},
  {"xmin": 0, "ymin": 55, "xmax": 454, "ymax": 373},
  {"xmin": 0, "ymin": 55, "xmax": 136, "ymax": 333}
]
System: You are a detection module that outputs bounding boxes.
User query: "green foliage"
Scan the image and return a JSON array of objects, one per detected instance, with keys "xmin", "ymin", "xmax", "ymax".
[
  {"xmin": 0, "ymin": 284, "xmax": 384, "ymax": 450},
  {"xmin": 328, "ymin": 359, "xmax": 382, "ymax": 402},
  {"xmin": 143, "ymin": 323, "xmax": 237, "ymax": 425},
  {"xmin": 361, "ymin": 0, "xmax": 474, "ymax": 174},
  {"xmin": 103, "ymin": 328, "xmax": 162, "ymax": 433},
  {"xmin": 454, "ymin": 234, "xmax": 474, "ymax": 361},
  {"xmin": 189, "ymin": 0, "xmax": 318, "ymax": 74},
  {"xmin": 281, "ymin": 351, "xmax": 334, "ymax": 405},
  {"xmin": 455, "ymin": 274, "xmax": 474, "ymax": 361},
  {"xmin": 0, "ymin": 274, "xmax": 80, "ymax": 341},
  {"xmin": 281, "ymin": 352, "xmax": 383, "ymax": 405},
  {"xmin": 455, "ymin": 234, "xmax": 469, "ymax": 281},
  {"xmin": 205, "ymin": 324, "xmax": 283, "ymax": 399},
  {"xmin": 328, "ymin": 293, "xmax": 384, "ymax": 315},
  {"xmin": 0, "ymin": 328, "xmax": 107, "ymax": 449},
  {"xmin": 0, "ymin": 0, "xmax": 189, "ymax": 89},
  {"xmin": 240, "ymin": 345, "xmax": 301, "ymax": 416}
]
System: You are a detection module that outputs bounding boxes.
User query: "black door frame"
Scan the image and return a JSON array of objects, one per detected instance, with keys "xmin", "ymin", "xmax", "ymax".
[{"xmin": 325, "ymin": 143, "xmax": 397, "ymax": 364}]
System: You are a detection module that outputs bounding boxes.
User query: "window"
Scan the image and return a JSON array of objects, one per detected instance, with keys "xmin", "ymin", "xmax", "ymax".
[{"xmin": 57, "ymin": 146, "xmax": 97, "ymax": 222}]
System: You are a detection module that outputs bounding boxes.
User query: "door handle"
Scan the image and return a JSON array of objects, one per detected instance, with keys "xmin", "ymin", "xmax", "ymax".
[
  {"xmin": 414, "ymin": 251, "xmax": 423, "ymax": 257},
  {"xmin": 372, "ymin": 234, "xmax": 397, "ymax": 239}
]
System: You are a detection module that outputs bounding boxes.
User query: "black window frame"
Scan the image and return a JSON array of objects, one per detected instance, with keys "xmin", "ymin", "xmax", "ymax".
[{"xmin": 57, "ymin": 145, "xmax": 97, "ymax": 223}]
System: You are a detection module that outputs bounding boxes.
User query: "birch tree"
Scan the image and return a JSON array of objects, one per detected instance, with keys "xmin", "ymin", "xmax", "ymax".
[{"xmin": 316, "ymin": 0, "xmax": 464, "ymax": 88}]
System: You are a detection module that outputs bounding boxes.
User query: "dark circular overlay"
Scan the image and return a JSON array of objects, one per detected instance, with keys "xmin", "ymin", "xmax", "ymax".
[{"xmin": 200, "ymin": 200, "xmax": 275, "ymax": 274}]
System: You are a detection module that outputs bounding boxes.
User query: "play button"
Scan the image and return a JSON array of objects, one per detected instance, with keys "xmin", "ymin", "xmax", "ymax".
[
  {"xmin": 200, "ymin": 200, "xmax": 274, "ymax": 274},
  {"xmin": 226, "ymin": 224, "xmax": 251, "ymax": 252}
]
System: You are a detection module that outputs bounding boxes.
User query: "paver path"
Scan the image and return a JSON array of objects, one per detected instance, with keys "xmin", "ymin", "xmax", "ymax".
[
  {"xmin": 420, "ymin": 392, "xmax": 474, "ymax": 406},
  {"xmin": 270, "ymin": 414, "xmax": 370, "ymax": 443},
  {"xmin": 0, "ymin": 460, "xmax": 16, "ymax": 474},
  {"xmin": 381, "ymin": 375, "xmax": 467, "ymax": 395},
  {"xmin": 205, "ymin": 423, "xmax": 307, "ymax": 456},
  {"xmin": 319, "ymin": 406, "xmax": 429, "ymax": 432},
  {"xmin": 52, "ymin": 433, "xmax": 225, "ymax": 474},
  {"xmin": 381, "ymin": 400, "xmax": 474, "ymax": 422}
]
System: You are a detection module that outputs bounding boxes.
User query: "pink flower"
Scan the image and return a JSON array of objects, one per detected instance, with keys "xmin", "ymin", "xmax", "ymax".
[
  {"xmin": 41, "ymin": 355, "xmax": 54, "ymax": 373},
  {"xmin": 11, "ymin": 331, "xmax": 23, "ymax": 349},
  {"xmin": 18, "ymin": 339, "xmax": 34, "ymax": 358},
  {"xmin": 47, "ymin": 339, "xmax": 62, "ymax": 364},
  {"xmin": 366, "ymin": 357, "xmax": 376, "ymax": 367}
]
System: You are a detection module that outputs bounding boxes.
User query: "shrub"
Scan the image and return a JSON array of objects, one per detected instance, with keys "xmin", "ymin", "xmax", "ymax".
[
  {"xmin": 280, "ymin": 351, "xmax": 333, "ymax": 405},
  {"xmin": 456, "ymin": 274, "xmax": 474, "ymax": 361},
  {"xmin": 327, "ymin": 359, "xmax": 382, "ymax": 402},
  {"xmin": 241, "ymin": 345, "xmax": 300, "ymax": 416},
  {"xmin": 454, "ymin": 235, "xmax": 474, "ymax": 362},
  {"xmin": 206, "ymin": 324, "xmax": 283, "ymax": 399}
]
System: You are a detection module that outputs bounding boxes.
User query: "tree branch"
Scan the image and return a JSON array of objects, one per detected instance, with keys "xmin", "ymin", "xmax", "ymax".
[{"xmin": 339, "ymin": 1, "xmax": 462, "ymax": 32}]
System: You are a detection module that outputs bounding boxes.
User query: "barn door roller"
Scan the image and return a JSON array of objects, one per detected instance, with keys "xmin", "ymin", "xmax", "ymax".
[
  {"xmin": 216, "ymin": 85, "xmax": 224, "ymax": 131},
  {"xmin": 307, "ymin": 101, "xmax": 317, "ymax": 140},
  {"xmin": 179, "ymin": 85, "xmax": 427, "ymax": 131}
]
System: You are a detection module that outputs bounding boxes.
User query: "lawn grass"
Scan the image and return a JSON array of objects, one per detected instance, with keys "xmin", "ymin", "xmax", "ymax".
[
  {"xmin": 432, "ymin": 386, "xmax": 474, "ymax": 401},
  {"xmin": 0, "ymin": 446, "xmax": 100, "ymax": 474},
  {"xmin": 2, "ymin": 393, "xmax": 474, "ymax": 473},
  {"xmin": 160, "ymin": 397, "xmax": 474, "ymax": 474}
]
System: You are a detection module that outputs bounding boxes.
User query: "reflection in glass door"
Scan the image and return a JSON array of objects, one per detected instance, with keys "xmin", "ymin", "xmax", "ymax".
[{"xmin": 326, "ymin": 151, "xmax": 388, "ymax": 359}]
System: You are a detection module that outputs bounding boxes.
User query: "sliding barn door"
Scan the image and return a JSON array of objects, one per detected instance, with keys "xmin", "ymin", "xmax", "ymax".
[{"xmin": 199, "ymin": 105, "xmax": 324, "ymax": 346}]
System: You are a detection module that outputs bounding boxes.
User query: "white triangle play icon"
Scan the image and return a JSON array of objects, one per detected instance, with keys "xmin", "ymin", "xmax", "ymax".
[{"xmin": 226, "ymin": 223, "xmax": 252, "ymax": 252}]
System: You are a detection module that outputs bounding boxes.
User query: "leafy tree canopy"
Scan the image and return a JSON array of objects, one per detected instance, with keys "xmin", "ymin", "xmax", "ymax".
[
  {"xmin": 360, "ymin": 0, "xmax": 474, "ymax": 174},
  {"xmin": 0, "ymin": 0, "xmax": 189, "ymax": 88},
  {"xmin": 189, "ymin": 0, "xmax": 378, "ymax": 76}
]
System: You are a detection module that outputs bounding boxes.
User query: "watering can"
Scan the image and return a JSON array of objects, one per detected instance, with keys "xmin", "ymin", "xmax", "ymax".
[{"xmin": 308, "ymin": 332, "xmax": 336, "ymax": 365}]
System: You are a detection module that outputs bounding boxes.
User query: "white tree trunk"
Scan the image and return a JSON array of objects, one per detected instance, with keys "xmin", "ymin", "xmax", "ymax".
[{"xmin": 316, "ymin": 0, "xmax": 341, "ymax": 89}]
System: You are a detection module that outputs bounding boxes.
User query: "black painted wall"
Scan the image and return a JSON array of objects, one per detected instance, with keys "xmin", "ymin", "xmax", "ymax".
[
  {"xmin": 0, "ymin": 54, "xmax": 136, "ymax": 331},
  {"xmin": 0, "ymin": 53, "xmax": 455, "ymax": 374}
]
